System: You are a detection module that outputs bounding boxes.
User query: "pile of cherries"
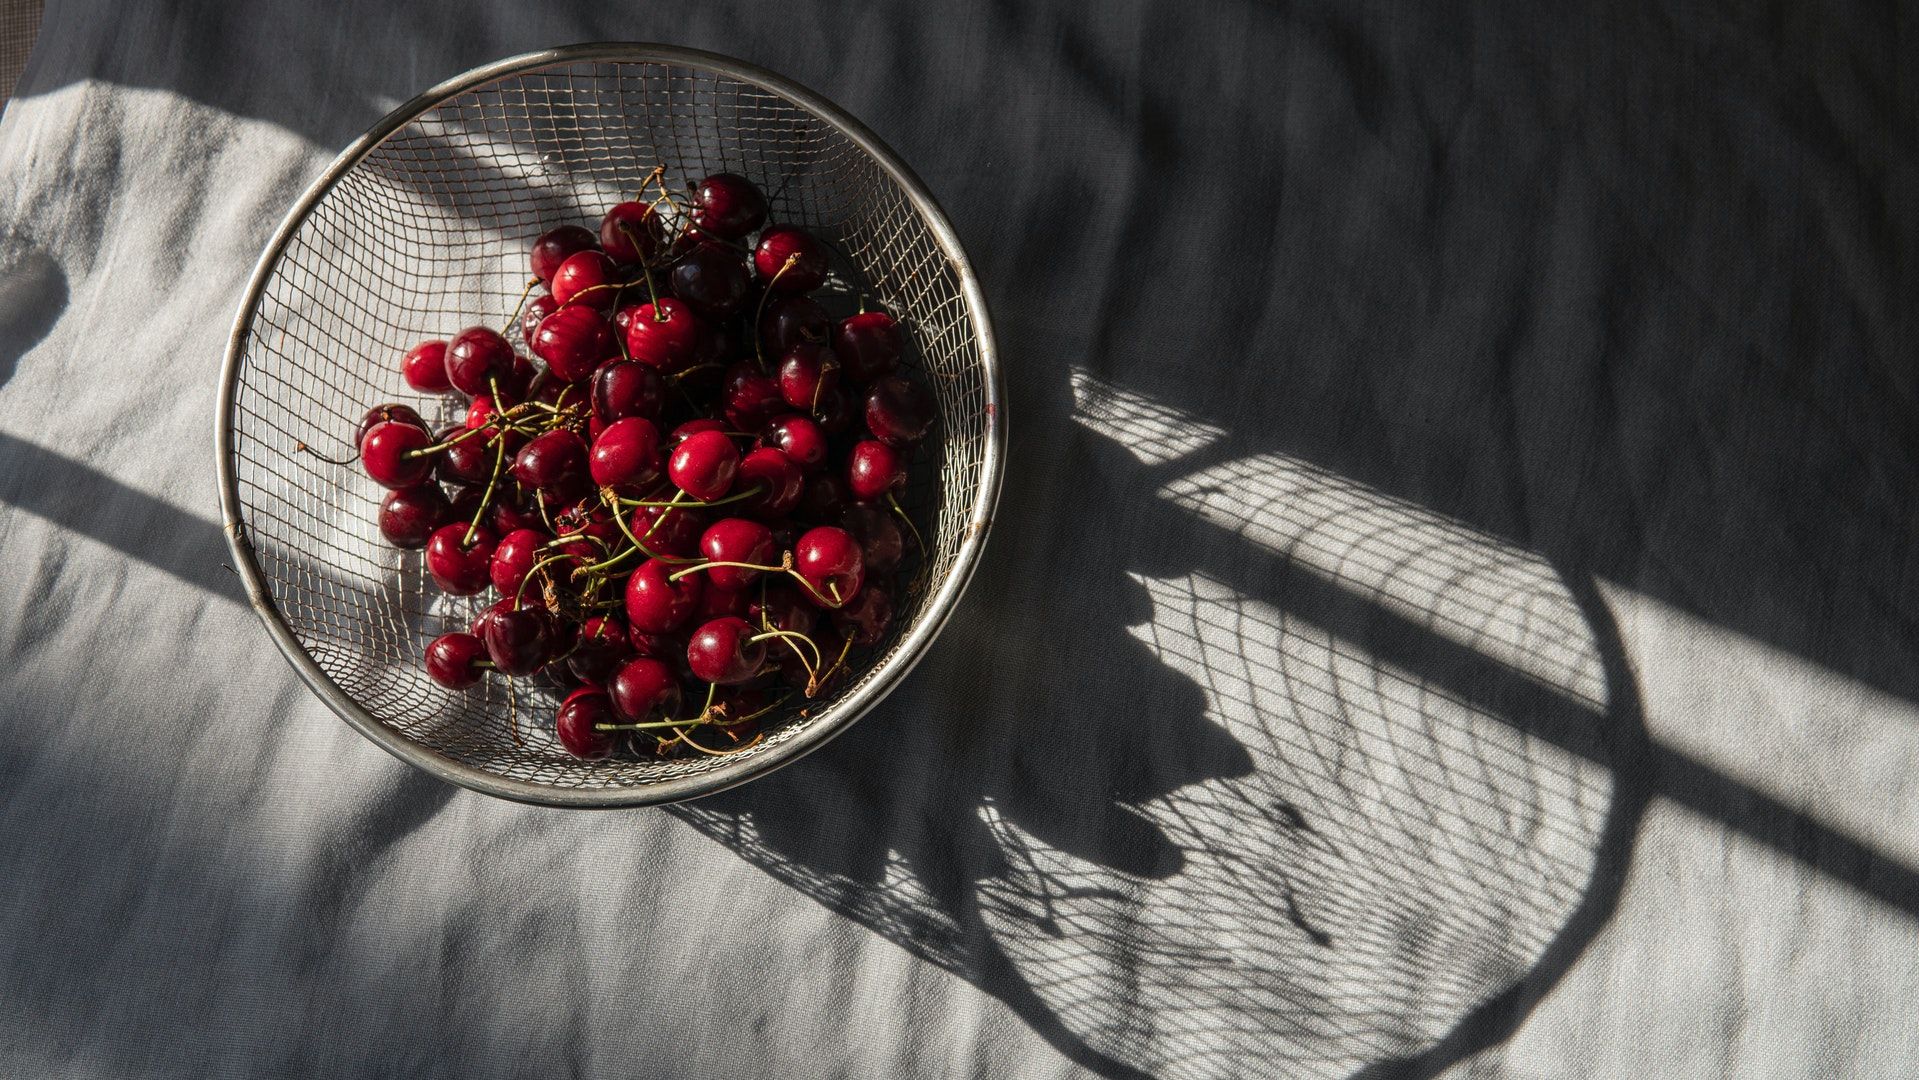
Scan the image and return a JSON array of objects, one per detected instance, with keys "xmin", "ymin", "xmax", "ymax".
[{"xmin": 351, "ymin": 169, "xmax": 933, "ymax": 760}]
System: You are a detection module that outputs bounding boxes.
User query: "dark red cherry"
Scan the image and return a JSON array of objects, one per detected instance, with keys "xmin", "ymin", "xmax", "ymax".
[
  {"xmin": 847, "ymin": 439, "xmax": 907, "ymax": 502},
  {"xmin": 425, "ymin": 523, "xmax": 498, "ymax": 595},
  {"xmin": 520, "ymin": 293, "xmax": 557, "ymax": 344},
  {"xmin": 758, "ymin": 294, "xmax": 830, "ymax": 358},
  {"xmin": 589, "ymin": 417, "xmax": 662, "ymax": 491},
  {"xmin": 555, "ymin": 687, "xmax": 618, "ymax": 759},
  {"xmin": 552, "ymin": 250, "xmax": 620, "ymax": 310},
  {"xmin": 626, "ymin": 557, "xmax": 703, "ymax": 633},
  {"xmin": 670, "ymin": 417, "xmax": 728, "ymax": 443},
  {"xmin": 601, "ymin": 201, "xmax": 662, "ymax": 264},
  {"xmin": 489, "ymin": 527, "xmax": 549, "ymax": 597},
  {"xmin": 357, "ymin": 403, "xmax": 429, "ymax": 444},
  {"xmin": 469, "ymin": 596, "xmax": 518, "ymax": 640},
  {"xmin": 699, "ymin": 517, "xmax": 776, "ymax": 591},
  {"xmin": 754, "ymin": 224, "xmax": 828, "ymax": 293},
  {"xmin": 464, "ymin": 394, "xmax": 502, "ymax": 433},
  {"xmin": 609, "ymin": 657, "xmax": 683, "ymax": 722},
  {"xmin": 434, "ymin": 426, "xmax": 493, "ymax": 487},
  {"xmin": 445, "ymin": 326, "xmax": 516, "ymax": 397},
  {"xmin": 425, "ymin": 632, "xmax": 489, "ymax": 689},
  {"xmin": 691, "ymin": 173, "xmax": 768, "ymax": 239},
  {"xmin": 400, "ymin": 340, "xmax": 451, "ymax": 393},
  {"xmin": 668, "ymin": 429, "xmax": 740, "ymax": 502},
  {"xmin": 592, "ymin": 360, "xmax": 665, "ymax": 425},
  {"xmin": 777, "ymin": 342, "xmax": 839, "ymax": 410},
  {"xmin": 511, "ymin": 429, "xmax": 589, "ymax": 492},
  {"xmin": 488, "ymin": 490, "xmax": 545, "ymax": 535},
  {"xmin": 736, "ymin": 447, "xmax": 804, "ymax": 520},
  {"xmin": 630, "ymin": 501, "xmax": 707, "ymax": 558},
  {"xmin": 793, "ymin": 526, "xmax": 864, "ymax": 608},
  {"xmin": 360, "ymin": 420, "xmax": 435, "ymax": 489},
  {"xmin": 670, "ymin": 242, "xmax": 752, "ymax": 320},
  {"xmin": 839, "ymin": 503, "xmax": 905, "ymax": 574},
  {"xmin": 698, "ymin": 582, "xmax": 749, "ymax": 620},
  {"xmin": 832, "ymin": 584, "xmax": 894, "ymax": 646},
  {"xmin": 531, "ymin": 224, "xmax": 597, "ymax": 282},
  {"xmin": 568, "ymin": 616, "xmax": 631, "ymax": 685},
  {"xmin": 864, "ymin": 375, "xmax": 935, "ymax": 446},
  {"xmin": 485, "ymin": 606, "xmax": 554, "ymax": 676},
  {"xmin": 686, "ymin": 616, "xmax": 766, "ymax": 684},
  {"xmin": 532, "ymin": 303, "xmax": 614, "ymax": 382},
  {"xmin": 378, "ymin": 484, "xmax": 450, "ymax": 548},
  {"xmin": 624, "ymin": 297, "xmax": 704, "ymax": 371},
  {"xmin": 751, "ymin": 582, "xmax": 818, "ymax": 637},
  {"xmin": 811, "ymin": 382, "xmax": 856, "ymax": 435},
  {"xmin": 722, "ymin": 363, "xmax": 786, "ymax": 432},
  {"xmin": 499, "ymin": 352, "xmax": 538, "ymax": 402},
  {"xmin": 833, "ymin": 311, "xmax": 903, "ymax": 383},
  {"xmin": 797, "ymin": 473, "xmax": 851, "ymax": 522},
  {"xmin": 764, "ymin": 414, "xmax": 828, "ymax": 472}
]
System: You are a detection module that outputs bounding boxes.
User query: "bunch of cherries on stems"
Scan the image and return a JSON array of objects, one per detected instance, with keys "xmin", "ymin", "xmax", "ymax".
[{"xmin": 349, "ymin": 168, "xmax": 934, "ymax": 761}]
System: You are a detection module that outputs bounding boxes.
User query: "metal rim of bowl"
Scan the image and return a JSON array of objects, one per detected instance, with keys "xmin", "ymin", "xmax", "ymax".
[{"xmin": 215, "ymin": 42, "xmax": 1005, "ymax": 808}]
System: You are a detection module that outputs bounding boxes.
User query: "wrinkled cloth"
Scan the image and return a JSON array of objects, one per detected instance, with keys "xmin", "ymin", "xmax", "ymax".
[{"xmin": 2, "ymin": 1, "xmax": 1917, "ymax": 1078}]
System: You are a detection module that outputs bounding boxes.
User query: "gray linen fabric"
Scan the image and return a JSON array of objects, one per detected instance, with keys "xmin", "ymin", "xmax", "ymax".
[{"xmin": 2, "ymin": 1, "xmax": 1916, "ymax": 1077}]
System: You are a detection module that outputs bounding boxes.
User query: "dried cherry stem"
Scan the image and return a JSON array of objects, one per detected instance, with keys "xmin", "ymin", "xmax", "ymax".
[
  {"xmin": 752, "ymin": 627, "xmax": 821, "ymax": 682},
  {"xmin": 613, "ymin": 485, "xmax": 763, "ymax": 510},
  {"xmin": 752, "ymin": 253, "xmax": 804, "ymax": 368},
  {"xmin": 462, "ymin": 435, "xmax": 509, "ymax": 546},
  {"xmin": 886, "ymin": 494, "xmax": 925, "ymax": 553},
  {"xmin": 516, "ymin": 552, "xmax": 577, "ymax": 606},
  {"xmin": 501, "ymin": 276, "xmax": 542, "ymax": 335},
  {"xmin": 675, "ymin": 725, "xmax": 764, "ymax": 756},
  {"xmin": 296, "ymin": 441, "xmax": 359, "ymax": 466},
  {"xmin": 810, "ymin": 633, "xmax": 856, "ymax": 697}
]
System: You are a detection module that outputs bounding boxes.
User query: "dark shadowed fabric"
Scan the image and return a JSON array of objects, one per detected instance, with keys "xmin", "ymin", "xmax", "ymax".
[{"xmin": 1, "ymin": 1, "xmax": 1915, "ymax": 1077}]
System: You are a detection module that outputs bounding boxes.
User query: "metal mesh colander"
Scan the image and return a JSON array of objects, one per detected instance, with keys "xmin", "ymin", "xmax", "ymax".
[{"xmin": 216, "ymin": 44, "xmax": 1003, "ymax": 807}]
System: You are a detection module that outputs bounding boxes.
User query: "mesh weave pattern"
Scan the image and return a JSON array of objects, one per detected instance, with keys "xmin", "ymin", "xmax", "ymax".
[{"xmin": 227, "ymin": 57, "xmax": 990, "ymax": 795}]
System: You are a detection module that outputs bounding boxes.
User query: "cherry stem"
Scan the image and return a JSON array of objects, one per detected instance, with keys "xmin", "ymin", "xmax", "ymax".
[
  {"xmin": 501, "ymin": 276, "xmax": 541, "ymax": 336},
  {"xmin": 752, "ymin": 253, "xmax": 803, "ymax": 369},
  {"xmin": 809, "ymin": 632, "xmax": 856, "ymax": 697},
  {"xmin": 751, "ymin": 627, "xmax": 821, "ymax": 678},
  {"xmin": 639, "ymin": 255, "xmax": 662, "ymax": 315},
  {"xmin": 517, "ymin": 552, "xmax": 577, "ymax": 606},
  {"xmin": 602, "ymin": 490, "xmax": 681, "ymax": 565},
  {"xmin": 296, "ymin": 441, "xmax": 358, "ymax": 466},
  {"xmin": 675, "ymin": 725, "xmax": 764, "ymax": 756},
  {"xmin": 614, "ymin": 485, "xmax": 762, "ymax": 510},
  {"xmin": 887, "ymin": 494, "xmax": 925, "ymax": 553},
  {"xmin": 666, "ymin": 559, "xmax": 788, "ymax": 584},
  {"xmin": 462, "ymin": 435, "xmax": 509, "ymax": 547}
]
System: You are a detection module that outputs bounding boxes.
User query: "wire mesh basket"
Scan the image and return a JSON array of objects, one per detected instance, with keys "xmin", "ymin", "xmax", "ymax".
[{"xmin": 216, "ymin": 44, "xmax": 1003, "ymax": 807}]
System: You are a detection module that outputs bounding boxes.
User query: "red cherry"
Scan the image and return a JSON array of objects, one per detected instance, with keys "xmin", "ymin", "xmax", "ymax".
[
  {"xmin": 360, "ymin": 420, "xmax": 435, "ymax": 489},
  {"xmin": 698, "ymin": 582, "xmax": 750, "ymax": 620},
  {"xmin": 777, "ymin": 342, "xmax": 839, "ymax": 410},
  {"xmin": 592, "ymin": 360, "xmax": 665, "ymax": 425},
  {"xmin": 764, "ymin": 414, "xmax": 828, "ymax": 472},
  {"xmin": 699, "ymin": 517, "xmax": 776, "ymax": 591},
  {"xmin": 736, "ymin": 447, "xmax": 804, "ymax": 520},
  {"xmin": 589, "ymin": 417, "xmax": 663, "ymax": 490},
  {"xmin": 445, "ymin": 326, "xmax": 516, "ymax": 397},
  {"xmin": 833, "ymin": 311, "xmax": 903, "ymax": 383},
  {"xmin": 630, "ymin": 501, "xmax": 707, "ymax": 558},
  {"xmin": 609, "ymin": 657, "xmax": 683, "ymax": 722},
  {"xmin": 401, "ymin": 340, "xmax": 452, "ymax": 393},
  {"xmin": 520, "ymin": 293, "xmax": 557, "ymax": 344},
  {"xmin": 671, "ymin": 417, "xmax": 728, "ymax": 443},
  {"xmin": 469, "ymin": 595, "xmax": 519, "ymax": 640},
  {"xmin": 357, "ymin": 403, "xmax": 429, "ymax": 444},
  {"xmin": 552, "ymin": 250, "xmax": 620, "ymax": 310},
  {"xmin": 568, "ymin": 616, "xmax": 631, "ymax": 684},
  {"xmin": 555, "ymin": 687, "xmax": 618, "ymax": 759},
  {"xmin": 601, "ymin": 201, "xmax": 662, "ymax": 264},
  {"xmin": 489, "ymin": 527, "xmax": 549, "ymax": 596},
  {"xmin": 511, "ymin": 429, "xmax": 588, "ymax": 492},
  {"xmin": 485, "ymin": 606, "xmax": 554, "ymax": 675},
  {"xmin": 793, "ymin": 525, "xmax": 864, "ymax": 608},
  {"xmin": 425, "ymin": 632, "xmax": 489, "ymax": 689},
  {"xmin": 686, "ymin": 616, "xmax": 766, "ymax": 684},
  {"xmin": 379, "ymin": 484, "xmax": 450, "ymax": 548},
  {"xmin": 840, "ymin": 503, "xmax": 905, "ymax": 574},
  {"xmin": 754, "ymin": 224, "xmax": 828, "ymax": 293},
  {"xmin": 669, "ymin": 242, "xmax": 752, "ymax": 320},
  {"xmin": 832, "ymin": 584, "xmax": 894, "ymax": 646},
  {"xmin": 487, "ymin": 490, "xmax": 545, "ymax": 535},
  {"xmin": 722, "ymin": 362, "xmax": 786, "ymax": 431},
  {"xmin": 864, "ymin": 375, "xmax": 935, "ymax": 446},
  {"xmin": 624, "ymin": 297, "xmax": 704, "ymax": 371},
  {"xmin": 668, "ymin": 429, "xmax": 741, "ymax": 501},
  {"xmin": 758, "ymin": 294, "xmax": 830, "ymax": 358},
  {"xmin": 751, "ymin": 582, "xmax": 818, "ymax": 637},
  {"xmin": 531, "ymin": 224, "xmax": 597, "ymax": 282},
  {"xmin": 626, "ymin": 557, "xmax": 703, "ymax": 633},
  {"xmin": 434, "ymin": 426, "xmax": 493, "ymax": 487},
  {"xmin": 847, "ymin": 439, "xmax": 907, "ymax": 502},
  {"xmin": 465, "ymin": 394, "xmax": 502, "ymax": 431},
  {"xmin": 691, "ymin": 173, "xmax": 768, "ymax": 239},
  {"xmin": 425, "ymin": 523, "xmax": 498, "ymax": 595},
  {"xmin": 532, "ymin": 303, "xmax": 614, "ymax": 382}
]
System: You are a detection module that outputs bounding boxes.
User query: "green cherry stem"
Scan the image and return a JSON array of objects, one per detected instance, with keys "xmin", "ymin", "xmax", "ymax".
[
  {"xmin": 501, "ymin": 276, "xmax": 541, "ymax": 336},
  {"xmin": 462, "ymin": 435, "xmax": 509, "ymax": 547},
  {"xmin": 614, "ymin": 485, "xmax": 762, "ymax": 510}
]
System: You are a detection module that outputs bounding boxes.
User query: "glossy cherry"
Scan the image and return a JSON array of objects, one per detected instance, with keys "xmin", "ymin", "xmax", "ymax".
[
  {"xmin": 864, "ymin": 375, "xmax": 935, "ymax": 446},
  {"xmin": 552, "ymin": 250, "xmax": 621, "ymax": 310},
  {"xmin": 626, "ymin": 557, "xmax": 705, "ymax": 633},
  {"xmin": 555, "ymin": 687, "xmax": 618, "ymax": 759},
  {"xmin": 445, "ymin": 326, "xmax": 517, "ymax": 397},
  {"xmin": 736, "ymin": 447, "xmax": 804, "ymax": 520},
  {"xmin": 671, "ymin": 417, "xmax": 729, "ymax": 442},
  {"xmin": 754, "ymin": 224, "xmax": 828, "ymax": 293},
  {"xmin": 485, "ymin": 606, "xmax": 554, "ymax": 676},
  {"xmin": 358, "ymin": 403, "xmax": 429, "ymax": 444},
  {"xmin": 360, "ymin": 420, "xmax": 435, "ymax": 489},
  {"xmin": 686, "ymin": 616, "xmax": 766, "ymax": 684},
  {"xmin": 777, "ymin": 342, "xmax": 839, "ymax": 410},
  {"xmin": 520, "ymin": 293, "xmax": 557, "ymax": 344},
  {"xmin": 379, "ymin": 484, "xmax": 451, "ymax": 548},
  {"xmin": 568, "ymin": 616, "xmax": 630, "ymax": 684},
  {"xmin": 691, "ymin": 173, "xmax": 768, "ymax": 239},
  {"xmin": 532, "ymin": 303, "xmax": 614, "ymax": 381},
  {"xmin": 511, "ymin": 429, "xmax": 589, "ymax": 492},
  {"xmin": 589, "ymin": 417, "xmax": 662, "ymax": 491},
  {"xmin": 630, "ymin": 501, "xmax": 707, "ymax": 558},
  {"xmin": 434, "ymin": 426, "xmax": 493, "ymax": 487},
  {"xmin": 847, "ymin": 439, "xmax": 907, "ymax": 502},
  {"xmin": 487, "ymin": 490, "xmax": 546, "ymax": 536},
  {"xmin": 609, "ymin": 656, "xmax": 683, "ymax": 722},
  {"xmin": 723, "ymin": 363, "xmax": 786, "ymax": 432},
  {"xmin": 425, "ymin": 632, "xmax": 489, "ymax": 689},
  {"xmin": 839, "ymin": 503, "xmax": 905, "ymax": 574},
  {"xmin": 764, "ymin": 414, "xmax": 828, "ymax": 472},
  {"xmin": 592, "ymin": 359, "xmax": 665, "ymax": 425},
  {"xmin": 624, "ymin": 297, "xmax": 704, "ymax": 371},
  {"xmin": 793, "ymin": 525, "xmax": 864, "ymax": 608},
  {"xmin": 832, "ymin": 584, "xmax": 894, "ymax": 646},
  {"xmin": 401, "ymin": 340, "xmax": 452, "ymax": 393},
  {"xmin": 758, "ymin": 294, "xmax": 830, "ymax": 357},
  {"xmin": 833, "ymin": 311, "xmax": 903, "ymax": 383},
  {"xmin": 600, "ymin": 201, "xmax": 661, "ymax": 264},
  {"xmin": 668, "ymin": 429, "xmax": 741, "ymax": 502},
  {"xmin": 425, "ymin": 523, "xmax": 498, "ymax": 595},
  {"xmin": 752, "ymin": 582, "xmax": 818, "ymax": 637},
  {"xmin": 531, "ymin": 225, "xmax": 597, "ymax": 282},
  {"xmin": 669, "ymin": 242, "xmax": 752, "ymax": 320},
  {"xmin": 489, "ymin": 527, "xmax": 549, "ymax": 596},
  {"xmin": 699, "ymin": 517, "xmax": 776, "ymax": 591}
]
